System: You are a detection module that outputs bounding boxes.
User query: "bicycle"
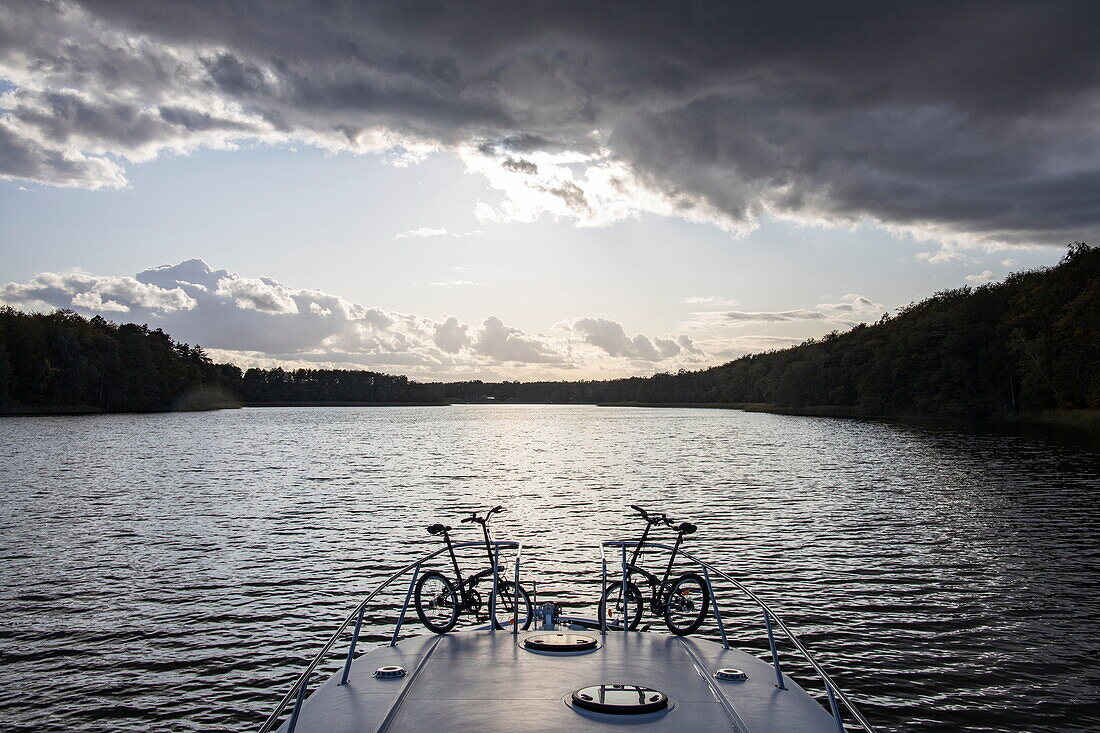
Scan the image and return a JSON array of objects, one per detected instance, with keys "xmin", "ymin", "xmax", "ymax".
[
  {"xmin": 597, "ymin": 504, "xmax": 711, "ymax": 635},
  {"xmin": 413, "ymin": 505, "xmax": 534, "ymax": 633}
]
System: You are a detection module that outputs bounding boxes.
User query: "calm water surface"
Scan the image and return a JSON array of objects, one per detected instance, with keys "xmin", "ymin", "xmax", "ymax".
[{"xmin": 1, "ymin": 405, "xmax": 1098, "ymax": 732}]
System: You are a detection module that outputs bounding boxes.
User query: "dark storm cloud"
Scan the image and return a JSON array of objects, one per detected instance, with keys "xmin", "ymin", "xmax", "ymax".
[{"xmin": 2, "ymin": 0, "xmax": 1099, "ymax": 244}]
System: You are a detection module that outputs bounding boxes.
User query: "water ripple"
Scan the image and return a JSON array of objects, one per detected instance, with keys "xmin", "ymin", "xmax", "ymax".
[{"xmin": 0, "ymin": 406, "xmax": 1097, "ymax": 732}]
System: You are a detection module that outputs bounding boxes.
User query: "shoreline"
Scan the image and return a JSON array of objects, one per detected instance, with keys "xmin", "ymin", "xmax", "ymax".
[
  {"xmin": 3, "ymin": 400, "xmax": 1096, "ymax": 433},
  {"xmin": 596, "ymin": 402, "xmax": 1100, "ymax": 432},
  {"xmin": 0, "ymin": 401, "xmax": 448, "ymax": 416}
]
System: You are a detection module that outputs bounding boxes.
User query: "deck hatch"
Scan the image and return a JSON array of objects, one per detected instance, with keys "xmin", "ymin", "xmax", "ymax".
[
  {"xmin": 523, "ymin": 633, "xmax": 598, "ymax": 652},
  {"xmin": 571, "ymin": 684, "xmax": 669, "ymax": 715}
]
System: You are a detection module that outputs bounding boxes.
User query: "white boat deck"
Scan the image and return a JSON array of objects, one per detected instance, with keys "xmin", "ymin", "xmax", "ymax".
[{"xmin": 278, "ymin": 626, "xmax": 840, "ymax": 732}]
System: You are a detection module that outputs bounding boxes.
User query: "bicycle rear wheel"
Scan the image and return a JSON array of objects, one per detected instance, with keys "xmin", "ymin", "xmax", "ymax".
[
  {"xmin": 663, "ymin": 572, "xmax": 710, "ymax": 635},
  {"xmin": 414, "ymin": 571, "xmax": 459, "ymax": 634}
]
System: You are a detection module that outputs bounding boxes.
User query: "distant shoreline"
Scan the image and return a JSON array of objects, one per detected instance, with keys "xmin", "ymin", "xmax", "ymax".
[
  {"xmin": 596, "ymin": 402, "xmax": 1100, "ymax": 432},
  {"xmin": 4, "ymin": 400, "xmax": 1096, "ymax": 432}
]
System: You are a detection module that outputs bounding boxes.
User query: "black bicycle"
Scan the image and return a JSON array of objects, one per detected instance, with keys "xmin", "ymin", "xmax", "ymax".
[
  {"xmin": 414, "ymin": 505, "xmax": 534, "ymax": 634},
  {"xmin": 598, "ymin": 505, "xmax": 710, "ymax": 635}
]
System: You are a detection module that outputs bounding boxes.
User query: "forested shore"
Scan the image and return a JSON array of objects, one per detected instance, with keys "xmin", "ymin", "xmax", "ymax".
[
  {"xmin": 444, "ymin": 243, "xmax": 1099, "ymax": 423},
  {"xmin": 1, "ymin": 243, "xmax": 1096, "ymax": 425}
]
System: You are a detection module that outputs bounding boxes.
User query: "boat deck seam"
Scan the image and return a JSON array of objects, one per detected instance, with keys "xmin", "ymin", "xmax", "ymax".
[
  {"xmin": 375, "ymin": 634, "xmax": 445, "ymax": 733},
  {"xmin": 677, "ymin": 637, "xmax": 751, "ymax": 733}
]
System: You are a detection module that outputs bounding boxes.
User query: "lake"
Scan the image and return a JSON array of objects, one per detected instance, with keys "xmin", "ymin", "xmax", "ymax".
[{"xmin": 1, "ymin": 405, "xmax": 1097, "ymax": 732}]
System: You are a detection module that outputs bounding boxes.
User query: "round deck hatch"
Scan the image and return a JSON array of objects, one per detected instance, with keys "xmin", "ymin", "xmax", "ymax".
[
  {"xmin": 524, "ymin": 633, "xmax": 598, "ymax": 652},
  {"xmin": 373, "ymin": 665, "xmax": 407, "ymax": 679},
  {"xmin": 714, "ymin": 668, "xmax": 748, "ymax": 682},
  {"xmin": 571, "ymin": 684, "xmax": 668, "ymax": 715}
]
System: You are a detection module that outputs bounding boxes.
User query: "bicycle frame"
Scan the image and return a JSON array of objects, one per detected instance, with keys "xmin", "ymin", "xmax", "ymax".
[
  {"xmin": 626, "ymin": 518, "xmax": 689, "ymax": 612},
  {"xmin": 436, "ymin": 515, "xmax": 502, "ymax": 613},
  {"xmin": 440, "ymin": 530, "xmax": 472, "ymax": 608}
]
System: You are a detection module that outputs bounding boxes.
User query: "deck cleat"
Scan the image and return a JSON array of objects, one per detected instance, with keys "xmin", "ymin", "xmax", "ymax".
[{"xmin": 372, "ymin": 665, "xmax": 407, "ymax": 679}]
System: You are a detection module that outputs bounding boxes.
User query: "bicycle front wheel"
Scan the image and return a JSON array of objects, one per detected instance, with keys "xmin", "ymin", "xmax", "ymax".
[
  {"xmin": 414, "ymin": 571, "xmax": 459, "ymax": 634},
  {"xmin": 598, "ymin": 581, "xmax": 643, "ymax": 631},
  {"xmin": 663, "ymin": 572, "xmax": 710, "ymax": 636},
  {"xmin": 489, "ymin": 581, "xmax": 534, "ymax": 630}
]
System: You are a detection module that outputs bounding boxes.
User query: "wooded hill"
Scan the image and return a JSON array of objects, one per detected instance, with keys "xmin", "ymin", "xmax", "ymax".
[
  {"xmin": 1, "ymin": 243, "xmax": 1096, "ymax": 419},
  {"xmin": 442, "ymin": 242, "xmax": 1099, "ymax": 418}
]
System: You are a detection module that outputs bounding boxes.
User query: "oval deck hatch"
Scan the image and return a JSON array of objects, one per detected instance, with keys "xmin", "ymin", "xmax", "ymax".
[
  {"xmin": 524, "ymin": 633, "xmax": 598, "ymax": 652},
  {"xmin": 571, "ymin": 684, "xmax": 668, "ymax": 715}
]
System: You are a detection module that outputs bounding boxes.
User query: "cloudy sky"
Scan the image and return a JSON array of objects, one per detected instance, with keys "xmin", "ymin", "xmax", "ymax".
[{"xmin": 1, "ymin": 1, "xmax": 1094, "ymax": 379}]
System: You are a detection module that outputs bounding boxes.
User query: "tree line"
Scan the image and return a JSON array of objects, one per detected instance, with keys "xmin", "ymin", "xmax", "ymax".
[
  {"xmin": 441, "ymin": 242, "xmax": 1099, "ymax": 418},
  {"xmin": 1, "ymin": 243, "xmax": 1096, "ymax": 418},
  {"xmin": 0, "ymin": 309, "xmax": 440, "ymax": 412}
]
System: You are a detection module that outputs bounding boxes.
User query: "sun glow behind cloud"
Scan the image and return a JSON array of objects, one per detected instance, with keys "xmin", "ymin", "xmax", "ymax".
[{"xmin": 1, "ymin": 0, "xmax": 1095, "ymax": 258}]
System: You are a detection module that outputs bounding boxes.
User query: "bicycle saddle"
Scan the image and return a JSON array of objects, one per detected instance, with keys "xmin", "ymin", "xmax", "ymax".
[
  {"xmin": 427, "ymin": 523, "xmax": 450, "ymax": 535},
  {"xmin": 678, "ymin": 522, "xmax": 697, "ymax": 535}
]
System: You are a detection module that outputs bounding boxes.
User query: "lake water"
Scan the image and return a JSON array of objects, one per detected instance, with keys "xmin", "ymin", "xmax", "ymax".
[{"xmin": 1, "ymin": 405, "xmax": 1097, "ymax": 732}]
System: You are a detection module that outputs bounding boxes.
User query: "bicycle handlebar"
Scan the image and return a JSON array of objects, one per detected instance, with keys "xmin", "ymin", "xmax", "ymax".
[
  {"xmin": 459, "ymin": 506, "xmax": 506, "ymax": 525},
  {"xmin": 628, "ymin": 505, "xmax": 697, "ymax": 534},
  {"xmin": 630, "ymin": 505, "xmax": 663, "ymax": 523}
]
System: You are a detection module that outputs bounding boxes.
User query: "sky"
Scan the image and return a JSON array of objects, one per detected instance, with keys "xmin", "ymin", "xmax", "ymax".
[{"xmin": 0, "ymin": 1, "xmax": 1094, "ymax": 380}]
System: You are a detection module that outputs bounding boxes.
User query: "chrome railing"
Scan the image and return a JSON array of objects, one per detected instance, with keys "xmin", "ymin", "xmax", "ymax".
[
  {"xmin": 258, "ymin": 540, "xmax": 522, "ymax": 733},
  {"xmin": 600, "ymin": 540, "xmax": 877, "ymax": 733}
]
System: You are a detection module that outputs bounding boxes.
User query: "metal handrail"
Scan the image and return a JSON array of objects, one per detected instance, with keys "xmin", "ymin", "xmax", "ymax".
[
  {"xmin": 258, "ymin": 540, "xmax": 521, "ymax": 733},
  {"xmin": 600, "ymin": 540, "xmax": 877, "ymax": 733}
]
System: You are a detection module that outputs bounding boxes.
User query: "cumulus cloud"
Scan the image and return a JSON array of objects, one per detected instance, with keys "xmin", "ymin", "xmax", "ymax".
[
  {"xmin": 1, "ymin": 1, "xmax": 1096, "ymax": 246},
  {"xmin": 567, "ymin": 317, "xmax": 708, "ymax": 364},
  {"xmin": 0, "ymin": 259, "xmax": 710, "ymax": 378},
  {"xmin": 215, "ymin": 276, "xmax": 299, "ymax": 314},
  {"xmin": 965, "ymin": 269, "xmax": 995, "ymax": 284},
  {"xmin": 433, "ymin": 316, "xmax": 469, "ymax": 353},
  {"xmin": 472, "ymin": 316, "xmax": 564, "ymax": 364},
  {"xmin": 0, "ymin": 271, "xmax": 196, "ymax": 314}
]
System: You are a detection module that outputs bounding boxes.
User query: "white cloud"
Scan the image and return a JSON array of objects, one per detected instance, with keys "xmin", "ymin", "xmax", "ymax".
[
  {"xmin": 965, "ymin": 269, "xmax": 994, "ymax": 284},
  {"xmin": 0, "ymin": 259, "xmax": 714, "ymax": 379},
  {"xmin": 433, "ymin": 316, "xmax": 469, "ymax": 353},
  {"xmin": 567, "ymin": 317, "xmax": 707, "ymax": 364},
  {"xmin": 0, "ymin": 271, "xmax": 197, "ymax": 314},
  {"xmin": 685, "ymin": 293, "xmax": 884, "ymax": 330},
  {"xmin": 215, "ymin": 276, "xmax": 299, "ymax": 314},
  {"xmin": 472, "ymin": 316, "xmax": 564, "ymax": 364},
  {"xmin": 396, "ymin": 227, "xmax": 448, "ymax": 239},
  {"xmin": 916, "ymin": 248, "xmax": 970, "ymax": 265}
]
